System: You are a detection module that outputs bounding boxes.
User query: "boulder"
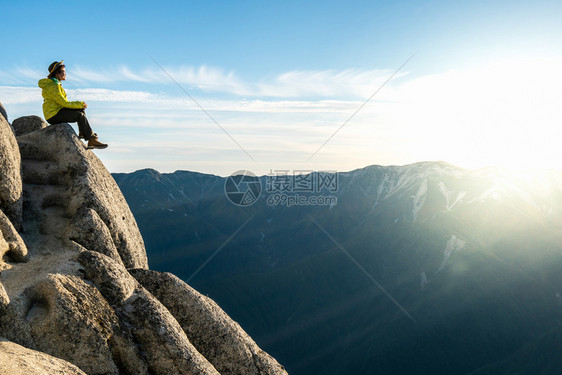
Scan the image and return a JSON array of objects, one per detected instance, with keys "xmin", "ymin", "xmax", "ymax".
[
  {"xmin": 78, "ymin": 251, "xmax": 220, "ymax": 375},
  {"xmin": 0, "ymin": 111, "xmax": 22, "ymax": 229},
  {"xmin": 0, "ymin": 209, "xmax": 28, "ymax": 263},
  {"xmin": 11, "ymin": 116, "xmax": 48, "ymax": 136},
  {"xmin": 17, "ymin": 124, "xmax": 148, "ymax": 269},
  {"xmin": 131, "ymin": 269, "xmax": 289, "ymax": 375},
  {"xmin": 65, "ymin": 207, "xmax": 122, "ymax": 266},
  {"xmin": 0, "ymin": 102, "xmax": 7, "ymax": 123},
  {"xmin": 0, "ymin": 337, "xmax": 87, "ymax": 375},
  {"xmin": 0, "ymin": 264, "xmax": 150, "ymax": 374},
  {"xmin": 76, "ymin": 251, "xmax": 136, "ymax": 306},
  {"xmin": 0, "ymin": 234, "xmax": 8, "ymax": 271},
  {"xmin": 0, "ymin": 283, "xmax": 8, "ymax": 311},
  {"xmin": 23, "ymin": 274, "xmax": 121, "ymax": 375},
  {"xmin": 120, "ymin": 287, "xmax": 220, "ymax": 375}
]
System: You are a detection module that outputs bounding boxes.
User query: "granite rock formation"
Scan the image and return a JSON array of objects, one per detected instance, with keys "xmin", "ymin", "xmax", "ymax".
[
  {"xmin": 0, "ymin": 102, "xmax": 7, "ymax": 123},
  {"xmin": 0, "ymin": 111, "xmax": 22, "ymax": 229},
  {"xmin": 11, "ymin": 115, "xmax": 48, "ymax": 137},
  {"xmin": 0, "ymin": 337, "xmax": 87, "ymax": 375},
  {"xmin": 0, "ymin": 103, "xmax": 287, "ymax": 375}
]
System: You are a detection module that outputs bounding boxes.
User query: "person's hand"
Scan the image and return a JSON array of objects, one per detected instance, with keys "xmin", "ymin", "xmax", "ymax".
[{"xmin": 83, "ymin": 102, "xmax": 88, "ymax": 109}]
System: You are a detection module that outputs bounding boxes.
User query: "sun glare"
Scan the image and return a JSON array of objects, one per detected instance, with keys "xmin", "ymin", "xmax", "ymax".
[{"xmin": 392, "ymin": 58, "xmax": 562, "ymax": 172}]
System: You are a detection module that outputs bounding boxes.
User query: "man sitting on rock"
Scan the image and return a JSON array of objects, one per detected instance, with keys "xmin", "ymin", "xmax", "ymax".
[{"xmin": 38, "ymin": 60, "xmax": 108, "ymax": 149}]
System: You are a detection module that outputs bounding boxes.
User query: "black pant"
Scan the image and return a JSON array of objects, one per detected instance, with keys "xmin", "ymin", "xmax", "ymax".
[{"xmin": 47, "ymin": 108, "xmax": 93, "ymax": 140}]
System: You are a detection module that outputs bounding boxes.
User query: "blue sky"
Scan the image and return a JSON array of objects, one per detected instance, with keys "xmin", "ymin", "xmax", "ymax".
[{"xmin": 1, "ymin": 0, "xmax": 561, "ymax": 175}]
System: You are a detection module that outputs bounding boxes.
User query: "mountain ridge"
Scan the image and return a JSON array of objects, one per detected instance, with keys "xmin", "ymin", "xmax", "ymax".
[{"xmin": 114, "ymin": 160, "xmax": 562, "ymax": 374}]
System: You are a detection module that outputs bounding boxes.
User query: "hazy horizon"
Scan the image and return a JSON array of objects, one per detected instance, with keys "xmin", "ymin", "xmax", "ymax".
[
  {"xmin": 2, "ymin": 1, "xmax": 561, "ymax": 176},
  {"xmin": 111, "ymin": 159, "xmax": 562, "ymax": 178}
]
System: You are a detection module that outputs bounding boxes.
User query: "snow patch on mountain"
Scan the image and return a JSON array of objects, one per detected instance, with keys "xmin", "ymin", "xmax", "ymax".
[
  {"xmin": 437, "ymin": 235, "xmax": 466, "ymax": 273},
  {"xmin": 375, "ymin": 168, "xmax": 420, "ymax": 202},
  {"xmin": 420, "ymin": 271, "xmax": 429, "ymax": 290},
  {"xmin": 438, "ymin": 182, "xmax": 467, "ymax": 211},
  {"xmin": 470, "ymin": 186, "xmax": 499, "ymax": 203},
  {"xmin": 412, "ymin": 178, "xmax": 428, "ymax": 221}
]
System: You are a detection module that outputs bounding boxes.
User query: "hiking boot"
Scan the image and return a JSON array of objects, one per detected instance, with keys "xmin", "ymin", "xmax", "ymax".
[
  {"xmin": 78, "ymin": 132, "xmax": 84, "ymax": 139},
  {"xmin": 87, "ymin": 134, "xmax": 108, "ymax": 149}
]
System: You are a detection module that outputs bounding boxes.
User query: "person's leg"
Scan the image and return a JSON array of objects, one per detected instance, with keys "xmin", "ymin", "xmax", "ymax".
[
  {"xmin": 75, "ymin": 109, "xmax": 93, "ymax": 140},
  {"xmin": 47, "ymin": 108, "xmax": 106, "ymax": 149},
  {"xmin": 47, "ymin": 107, "xmax": 75, "ymax": 124},
  {"xmin": 47, "ymin": 108, "xmax": 93, "ymax": 140}
]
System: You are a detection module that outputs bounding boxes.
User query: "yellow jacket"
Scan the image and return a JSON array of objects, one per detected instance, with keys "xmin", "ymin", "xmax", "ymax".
[{"xmin": 38, "ymin": 78, "xmax": 84, "ymax": 120}]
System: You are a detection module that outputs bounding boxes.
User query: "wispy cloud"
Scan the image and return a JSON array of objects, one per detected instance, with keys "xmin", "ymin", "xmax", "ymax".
[
  {"xmin": 133, "ymin": 66, "xmax": 405, "ymax": 99},
  {"xmin": 0, "ymin": 86, "xmax": 160, "ymax": 105},
  {"xmin": 255, "ymin": 68, "xmax": 404, "ymax": 98},
  {"xmin": 0, "ymin": 86, "xmax": 41, "ymax": 104},
  {"xmin": 0, "ymin": 64, "xmax": 405, "ymax": 99},
  {"xmin": 70, "ymin": 88, "xmax": 160, "ymax": 102},
  {"xmin": 71, "ymin": 66, "xmax": 152, "ymax": 83},
  {"xmin": 4, "ymin": 58, "xmax": 561, "ymax": 174},
  {"xmin": 0, "ymin": 68, "xmax": 44, "ymax": 85}
]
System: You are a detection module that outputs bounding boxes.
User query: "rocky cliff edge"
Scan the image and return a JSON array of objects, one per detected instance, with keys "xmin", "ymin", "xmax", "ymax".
[{"xmin": 0, "ymin": 104, "xmax": 287, "ymax": 375}]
